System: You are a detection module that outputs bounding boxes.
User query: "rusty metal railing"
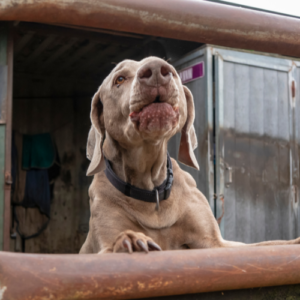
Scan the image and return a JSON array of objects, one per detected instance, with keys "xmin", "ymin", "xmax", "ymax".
[
  {"xmin": 1, "ymin": 245, "xmax": 300, "ymax": 299},
  {"xmin": 1, "ymin": 0, "xmax": 300, "ymax": 58}
]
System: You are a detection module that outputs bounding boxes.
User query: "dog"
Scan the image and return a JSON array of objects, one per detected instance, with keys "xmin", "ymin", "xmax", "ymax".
[{"xmin": 80, "ymin": 57, "xmax": 300, "ymax": 254}]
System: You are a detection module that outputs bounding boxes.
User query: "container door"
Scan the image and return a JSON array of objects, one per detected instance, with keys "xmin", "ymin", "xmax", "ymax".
[
  {"xmin": 170, "ymin": 47, "xmax": 214, "ymax": 210},
  {"xmin": 214, "ymin": 47, "xmax": 298, "ymax": 243},
  {"xmin": 0, "ymin": 23, "xmax": 13, "ymax": 251}
]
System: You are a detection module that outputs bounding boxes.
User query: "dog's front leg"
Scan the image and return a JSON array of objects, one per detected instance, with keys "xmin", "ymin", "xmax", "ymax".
[{"xmin": 112, "ymin": 230, "xmax": 162, "ymax": 254}]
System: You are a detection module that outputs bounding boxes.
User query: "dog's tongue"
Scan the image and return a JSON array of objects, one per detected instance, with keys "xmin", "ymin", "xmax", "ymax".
[{"xmin": 130, "ymin": 103, "xmax": 178, "ymax": 132}]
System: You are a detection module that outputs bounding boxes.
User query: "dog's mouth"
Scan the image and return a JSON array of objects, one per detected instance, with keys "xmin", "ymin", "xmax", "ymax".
[
  {"xmin": 129, "ymin": 98, "xmax": 179, "ymax": 133},
  {"xmin": 153, "ymin": 95, "xmax": 161, "ymax": 104}
]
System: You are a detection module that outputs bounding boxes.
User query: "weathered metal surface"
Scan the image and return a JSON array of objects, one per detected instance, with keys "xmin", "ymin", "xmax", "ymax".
[
  {"xmin": 0, "ymin": 24, "xmax": 8, "ymax": 251},
  {"xmin": 1, "ymin": 0, "xmax": 300, "ymax": 57},
  {"xmin": 0, "ymin": 127, "xmax": 5, "ymax": 251},
  {"xmin": 213, "ymin": 47, "xmax": 300, "ymax": 242},
  {"xmin": 141, "ymin": 284, "xmax": 300, "ymax": 300},
  {"xmin": 169, "ymin": 48, "xmax": 214, "ymax": 211},
  {"xmin": 1, "ymin": 246, "xmax": 300, "ymax": 299},
  {"xmin": 296, "ymin": 64, "xmax": 300, "ymax": 237},
  {"xmin": 0, "ymin": 26, "xmax": 7, "ymax": 123},
  {"xmin": 3, "ymin": 25, "xmax": 13, "ymax": 251}
]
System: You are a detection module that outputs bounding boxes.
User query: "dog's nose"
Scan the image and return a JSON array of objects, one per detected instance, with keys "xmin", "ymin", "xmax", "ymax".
[{"xmin": 138, "ymin": 60, "xmax": 172, "ymax": 87}]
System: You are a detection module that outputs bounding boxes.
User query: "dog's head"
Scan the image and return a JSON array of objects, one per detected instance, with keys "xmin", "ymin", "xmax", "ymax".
[{"xmin": 87, "ymin": 57, "xmax": 199, "ymax": 176}]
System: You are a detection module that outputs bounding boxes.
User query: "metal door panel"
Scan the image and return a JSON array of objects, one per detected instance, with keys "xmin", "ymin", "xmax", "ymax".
[
  {"xmin": 170, "ymin": 47, "xmax": 214, "ymax": 210},
  {"xmin": 221, "ymin": 61, "xmax": 236, "ymax": 240},
  {"xmin": 234, "ymin": 63, "xmax": 251, "ymax": 243},
  {"xmin": 214, "ymin": 47, "xmax": 297, "ymax": 242},
  {"xmin": 276, "ymin": 71, "xmax": 293, "ymax": 240},
  {"xmin": 247, "ymin": 67, "xmax": 266, "ymax": 242}
]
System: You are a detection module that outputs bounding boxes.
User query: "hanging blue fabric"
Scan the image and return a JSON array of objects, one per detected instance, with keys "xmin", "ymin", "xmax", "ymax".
[{"xmin": 22, "ymin": 169, "xmax": 51, "ymax": 218}]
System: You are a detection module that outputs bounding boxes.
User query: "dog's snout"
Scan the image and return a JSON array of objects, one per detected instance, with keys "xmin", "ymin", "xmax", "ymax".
[{"xmin": 138, "ymin": 60, "xmax": 172, "ymax": 87}]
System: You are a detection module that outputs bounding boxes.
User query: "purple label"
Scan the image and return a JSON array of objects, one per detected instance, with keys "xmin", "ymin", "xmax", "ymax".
[{"xmin": 178, "ymin": 62, "xmax": 204, "ymax": 84}]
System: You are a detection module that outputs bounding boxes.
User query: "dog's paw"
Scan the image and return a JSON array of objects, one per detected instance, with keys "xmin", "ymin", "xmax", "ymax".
[{"xmin": 113, "ymin": 230, "xmax": 162, "ymax": 254}]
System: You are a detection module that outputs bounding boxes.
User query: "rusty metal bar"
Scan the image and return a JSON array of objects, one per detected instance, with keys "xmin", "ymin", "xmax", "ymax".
[
  {"xmin": 1, "ymin": 0, "xmax": 300, "ymax": 57},
  {"xmin": 1, "ymin": 245, "xmax": 300, "ymax": 299}
]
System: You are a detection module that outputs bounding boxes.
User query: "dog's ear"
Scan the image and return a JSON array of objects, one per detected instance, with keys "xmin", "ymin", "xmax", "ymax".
[
  {"xmin": 86, "ymin": 86, "xmax": 106, "ymax": 176},
  {"xmin": 178, "ymin": 85, "xmax": 199, "ymax": 170}
]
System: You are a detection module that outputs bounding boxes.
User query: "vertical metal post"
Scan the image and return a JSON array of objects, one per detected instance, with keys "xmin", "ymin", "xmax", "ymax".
[
  {"xmin": 4, "ymin": 24, "xmax": 13, "ymax": 251},
  {"xmin": 0, "ymin": 23, "xmax": 13, "ymax": 251},
  {"xmin": 288, "ymin": 64, "xmax": 299, "ymax": 238},
  {"xmin": 214, "ymin": 52, "xmax": 225, "ymax": 236},
  {"xmin": 204, "ymin": 47, "xmax": 215, "ymax": 213}
]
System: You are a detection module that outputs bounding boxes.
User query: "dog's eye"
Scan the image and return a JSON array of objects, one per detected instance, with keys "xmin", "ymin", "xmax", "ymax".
[{"xmin": 115, "ymin": 76, "xmax": 125, "ymax": 85}]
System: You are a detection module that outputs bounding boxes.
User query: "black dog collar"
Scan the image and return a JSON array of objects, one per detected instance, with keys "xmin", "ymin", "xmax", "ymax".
[{"xmin": 104, "ymin": 153, "xmax": 173, "ymax": 209}]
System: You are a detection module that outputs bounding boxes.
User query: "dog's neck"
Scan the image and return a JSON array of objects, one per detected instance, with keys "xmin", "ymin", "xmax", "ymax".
[{"xmin": 103, "ymin": 136, "xmax": 168, "ymax": 190}]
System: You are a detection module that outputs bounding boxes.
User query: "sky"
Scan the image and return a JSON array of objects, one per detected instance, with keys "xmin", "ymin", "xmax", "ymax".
[{"xmin": 219, "ymin": 0, "xmax": 300, "ymax": 17}]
